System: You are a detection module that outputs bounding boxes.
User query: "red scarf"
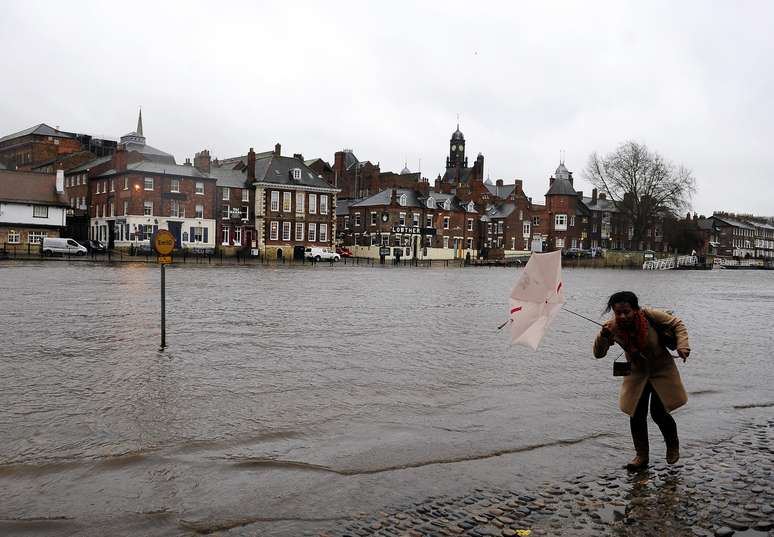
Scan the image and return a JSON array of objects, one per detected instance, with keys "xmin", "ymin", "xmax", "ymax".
[{"xmin": 616, "ymin": 309, "xmax": 650, "ymax": 354}]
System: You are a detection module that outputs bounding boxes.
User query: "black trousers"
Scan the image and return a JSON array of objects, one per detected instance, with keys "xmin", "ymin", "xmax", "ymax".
[{"xmin": 630, "ymin": 381, "xmax": 678, "ymax": 454}]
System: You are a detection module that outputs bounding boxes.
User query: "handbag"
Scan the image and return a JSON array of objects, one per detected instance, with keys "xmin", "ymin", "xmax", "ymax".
[
  {"xmin": 644, "ymin": 312, "xmax": 678, "ymax": 350},
  {"xmin": 613, "ymin": 354, "xmax": 631, "ymax": 376}
]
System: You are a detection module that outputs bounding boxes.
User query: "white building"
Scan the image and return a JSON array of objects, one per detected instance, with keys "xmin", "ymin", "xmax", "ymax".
[{"xmin": 0, "ymin": 169, "xmax": 68, "ymax": 248}]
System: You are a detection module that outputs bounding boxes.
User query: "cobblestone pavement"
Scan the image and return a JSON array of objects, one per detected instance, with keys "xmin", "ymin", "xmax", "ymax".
[{"xmin": 320, "ymin": 418, "xmax": 774, "ymax": 537}]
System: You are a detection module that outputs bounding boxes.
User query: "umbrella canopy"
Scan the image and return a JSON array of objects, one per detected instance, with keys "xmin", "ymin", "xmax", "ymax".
[{"xmin": 509, "ymin": 250, "xmax": 565, "ymax": 350}]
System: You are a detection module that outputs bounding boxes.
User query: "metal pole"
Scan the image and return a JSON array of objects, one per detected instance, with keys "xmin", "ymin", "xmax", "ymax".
[{"xmin": 160, "ymin": 263, "xmax": 166, "ymax": 349}]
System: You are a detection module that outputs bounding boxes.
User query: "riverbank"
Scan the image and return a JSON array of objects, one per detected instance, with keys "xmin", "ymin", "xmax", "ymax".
[{"xmin": 320, "ymin": 416, "xmax": 774, "ymax": 537}]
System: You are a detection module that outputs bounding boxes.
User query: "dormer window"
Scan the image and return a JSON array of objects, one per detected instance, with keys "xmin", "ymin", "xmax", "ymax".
[
  {"xmin": 443, "ymin": 200, "xmax": 451, "ymax": 210},
  {"xmin": 292, "ymin": 168, "xmax": 301, "ymax": 180},
  {"xmin": 426, "ymin": 197, "xmax": 435, "ymax": 209},
  {"xmin": 467, "ymin": 201, "xmax": 475, "ymax": 212},
  {"xmin": 399, "ymin": 194, "xmax": 407, "ymax": 206}
]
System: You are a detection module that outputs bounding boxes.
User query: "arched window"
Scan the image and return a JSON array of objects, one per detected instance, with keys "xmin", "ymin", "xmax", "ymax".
[
  {"xmin": 467, "ymin": 201, "xmax": 475, "ymax": 212},
  {"xmin": 426, "ymin": 197, "xmax": 435, "ymax": 209},
  {"xmin": 399, "ymin": 194, "xmax": 407, "ymax": 206}
]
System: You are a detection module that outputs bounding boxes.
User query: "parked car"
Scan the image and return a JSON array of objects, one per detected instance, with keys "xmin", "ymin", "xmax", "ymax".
[
  {"xmin": 305, "ymin": 247, "xmax": 340, "ymax": 262},
  {"xmin": 562, "ymin": 247, "xmax": 589, "ymax": 258},
  {"xmin": 79, "ymin": 240, "xmax": 107, "ymax": 254},
  {"xmin": 41, "ymin": 237, "xmax": 87, "ymax": 256},
  {"xmin": 336, "ymin": 246, "xmax": 353, "ymax": 257}
]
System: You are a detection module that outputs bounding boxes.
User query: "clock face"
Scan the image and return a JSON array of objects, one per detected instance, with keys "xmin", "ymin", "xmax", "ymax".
[
  {"xmin": 381, "ymin": 212, "xmax": 389, "ymax": 223},
  {"xmin": 451, "ymin": 145, "xmax": 456, "ymax": 151}
]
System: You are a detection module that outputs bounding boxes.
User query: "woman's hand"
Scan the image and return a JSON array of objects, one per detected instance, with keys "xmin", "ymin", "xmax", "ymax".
[
  {"xmin": 677, "ymin": 348, "xmax": 690, "ymax": 362},
  {"xmin": 600, "ymin": 321, "xmax": 615, "ymax": 344}
]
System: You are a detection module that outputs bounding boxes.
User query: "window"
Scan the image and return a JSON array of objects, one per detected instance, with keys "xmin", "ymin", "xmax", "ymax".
[
  {"xmin": 467, "ymin": 218, "xmax": 473, "ymax": 231},
  {"xmin": 344, "ymin": 216, "xmax": 350, "ymax": 229},
  {"xmin": 222, "ymin": 187, "xmax": 230, "ymax": 201},
  {"xmin": 144, "ymin": 177, "xmax": 154, "ymax": 190},
  {"xmin": 124, "ymin": 200, "xmax": 129, "ymax": 215},
  {"xmin": 381, "ymin": 234, "xmax": 389, "ymax": 246},
  {"xmin": 283, "ymin": 192, "xmax": 292, "ymax": 212},
  {"xmin": 28, "ymin": 231, "xmax": 47, "ymax": 244},
  {"xmin": 443, "ymin": 200, "xmax": 451, "ymax": 210},
  {"xmin": 109, "ymin": 200, "xmax": 114, "ymax": 217},
  {"xmin": 569, "ymin": 216, "xmax": 575, "ymax": 227},
  {"xmin": 497, "ymin": 222, "xmax": 503, "ymax": 234},
  {"xmin": 295, "ymin": 192, "xmax": 305, "ymax": 214},
  {"xmin": 532, "ymin": 216, "xmax": 540, "ymax": 226},
  {"xmin": 556, "ymin": 238, "xmax": 565, "ymax": 248},
  {"xmin": 443, "ymin": 236, "xmax": 449, "ymax": 249},
  {"xmin": 32, "ymin": 205, "xmax": 48, "ymax": 218},
  {"xmin": 124, "ymin": 177, "xmax": 128, "ymax": 190},
  {"xmin": 190, "ymin": 226, "xmax": 207, "ymax": 243},
  {"xmin": 354, "ymin": 212, "xmax": 361, "ymax": 227},
  {"xmin": 170, "ymin": 200, "xmax": 180, "ymax": 218},
  {"xmin": 144, "ymin": 201, "xmax": 153, "ymax": 216},
  {"xmin": 309, "ymin": 194, "xmax": 317, "ymax": 214},
  {"xmin": 308, "ymin": 223, "xmax": 317, "ymax": 241},
  {"xmin": 282, "ymin": 221, "xmax": 291, "ymax": 241},
  {"xmin": 241, "ymin": 205, "xmax": 249, "ymax": 220},
  {"xmin": 467, "ymin": 238, "xmax": 473, "ymax": 249},
  {"xmin": 399, "ymin": 212, "xmax": 406, "ymax": 225},
  {"xmin": 171, "ymin": 179, "xmax": 180, "ymax": 192},
  {"xmin": 319, "ymin": 224, "xmax": 328, "ymax": 242},
  {"xmin": 196, "ymin": 182, "xmax": 204, "ymax": 195},
  {"xmin": 103, "ymin": 181, "xmax": 107, "ymax": 193},
  {"xmin": 242, "ymin": 189, "xmax": 250, "ymax": 203},
  {"xmin": 443, "ymin": 217, "xmax": 450, "ymax": 230},
  {"xmin": 292, "ymin": 168, "xmax": 301, "ymax": 180},
  {"xmin": 233, "ymin": 227, "xmax": 242, "ymax": 245},
  {"xmin": 295, "ymin": 222, "xmax": 304, "ymax": 241},
  {"xmin": 399, "ymin": 194, "xmax": 407, "ymax": 206},
  {"xmin": 196, "ymin": 204, "xmax": 203, "ymax": 218},
  {"xmin": 427, "ymin": 197, "xmax": 435, "ymax": 209},
  {"xmin": 412, "ymin": 213, "xmax": 419, "ymax": 226},
  {"xmin": 270, "ymin": 191, "xmax": 279, "ymax": 211},
  {"xmin": 110, "ymin": 179, "xmax": 114, "ymax": 192},
  {"xmin": 270, "ymin": 221, "xmax": 279, "ymax": 240},
  {"xmin": 7, "ymin": 230, "xmax": 20, "ymax": 244},
  {"xmin": 571, "ymin": 239, "xmax": 577, "ymax": 249},
  {"xmin": 523, "ymin": 221, "xmax": 531, "ymax": 237},
  {"xmin": 426, "ymin": 215, "xmax": 433, "ymax": 228},
  {"xmin": 319, "ymin": 195, "xmax": 328, "ymax": 215},
  {"xmin": 371, "ymin": 212, "xmax": 377, "ymax": 226},
  {"xmin": 555, "ymin": 214, "xmax": 567, "ymax": 231},
  {"xmin": 222, "ymin": 225, "xmax": 230, "ymax": 245}
]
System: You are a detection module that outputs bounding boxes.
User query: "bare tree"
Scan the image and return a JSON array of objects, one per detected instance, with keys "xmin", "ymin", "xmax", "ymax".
[{"xmin": 584, "ymin": 141, "xmax": 696, "ymax": 248}]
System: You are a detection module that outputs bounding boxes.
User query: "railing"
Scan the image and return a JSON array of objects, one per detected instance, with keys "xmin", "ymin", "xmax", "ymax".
[{"xmin": 642, "ymin": 255, "xmax": 697, "ymax": 270}]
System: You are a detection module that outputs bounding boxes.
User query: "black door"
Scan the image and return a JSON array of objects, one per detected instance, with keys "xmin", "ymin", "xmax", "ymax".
[
  {"xmin": 107, "ymin": 220, "xmax": 115, "ymax": 249},
  {"xmin": 167, "ymin": 221, "xmax": 182, "ymax": 249}
]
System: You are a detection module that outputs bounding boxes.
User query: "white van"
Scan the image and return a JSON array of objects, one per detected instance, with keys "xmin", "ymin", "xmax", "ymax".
[
  {"xmin": 41, "ymin": 237, "xmax": 87, "ymax": 256},
  {"xmin": 304, "ymin": 246, "xmax": 340, "ymax": 262}
]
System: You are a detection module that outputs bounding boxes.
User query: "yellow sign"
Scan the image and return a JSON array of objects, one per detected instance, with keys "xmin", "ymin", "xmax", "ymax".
[
  {"xmin": 158, "ymin": 255, "xmax": 172, "ymax": 265},
  {"xmin": 153, "ymin": 229, "xmax": 176, "ymax": 255}
]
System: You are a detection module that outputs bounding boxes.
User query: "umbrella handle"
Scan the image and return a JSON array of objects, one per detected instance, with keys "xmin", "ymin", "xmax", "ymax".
[{"xmin": 497, "ymin": 319, "xmax": 511, "ymax": 330}]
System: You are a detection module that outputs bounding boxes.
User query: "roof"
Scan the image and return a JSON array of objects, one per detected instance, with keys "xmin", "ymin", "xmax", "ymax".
[
  {"xmin": 0, "ymin": 123, "xmax": 76, "ymax": 144},
  {"xmin": 351, "ymin": 188, "xmax": 423, "ymax": 208},
  {"xmin": 486, "ymin": 203, "xmax": 517, "ymax": 219},
  {"xmin": 66, "ymin": 154, "xmax": 113, "ymax": 173},
  {"xmin": 208, "ymin": 165, "xmax": 249, "ymax": 189},
  {"xmin": 545, "ymin": 177, "xmax": 577, "ymax": 196},
  {"xmin": 342, "ymin": 151, "xmax": 359, "ymax": 170},
  {"xmin": 121, "ymin": 140, "xmax": 175, "ymax": 164},
  {"xmin": 253, "ymin": 155, "xmax": 336, "ymax": 190},
  {"xmin": 336, "ymin": 197, "xmax": 362, "ymax": 216},
  {"xmin": 485, "ymin": 183, "xmax": 516, "ymax": 198},
  {"xmin": 710, "ymin": 215, "xmax": 757, "ymax": 230},
  {"xmin": 583, "ymin": 195, "xmax": 619, "ymax": 213},
  {"xmin": 0, "ymin": 170, "xmax": 68, "ymax": 206},
  {"xmin": 442, "ymin": 167, "xmax": 474, "ymax": 184},
  {"xmin": 451, "ymin": 126, "xmax": 464, "ymax": 141},
  {"xmin": 95, "ymin": 161, "xmax": 210, "ymax": 179}
]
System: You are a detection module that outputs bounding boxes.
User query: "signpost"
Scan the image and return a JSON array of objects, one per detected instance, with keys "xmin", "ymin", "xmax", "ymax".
[{"xmin": 151, "ymin": 229, "xmax": 176, "ymax": 349}]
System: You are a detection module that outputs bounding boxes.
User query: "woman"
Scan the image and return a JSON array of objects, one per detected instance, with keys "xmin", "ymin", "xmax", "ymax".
[{"xmin": 593, "ymin": 291, "xmax": 691, "ymax": 471}]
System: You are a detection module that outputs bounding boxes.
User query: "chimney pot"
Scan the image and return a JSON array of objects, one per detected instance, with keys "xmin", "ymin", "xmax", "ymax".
[
  {"xmin": 274, "ymin": 143, "xmax": 281, "ymax": 156},
  {"xmin": 247, "ymin": 148, "xmax": 256, "ymax": 181},
  {"xmin": 496, "ymin": 179, "xmax": 503, "ymax": 187}
]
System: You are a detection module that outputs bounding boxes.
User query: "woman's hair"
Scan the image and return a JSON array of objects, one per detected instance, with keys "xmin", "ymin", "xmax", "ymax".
[{"xmin": 604, "ymin": 291, "xmax": 640, "ymax": 313}]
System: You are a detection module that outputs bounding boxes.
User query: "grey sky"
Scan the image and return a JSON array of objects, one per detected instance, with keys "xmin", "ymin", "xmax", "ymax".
[{"xmin": 2, "ymin": 1, "xmax": 772, "ymax": 216}]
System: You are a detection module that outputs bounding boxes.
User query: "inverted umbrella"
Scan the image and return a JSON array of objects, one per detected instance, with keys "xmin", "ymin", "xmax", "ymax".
[{"xmin": 508, "ymin": 250, "xmax": 565, "ymax": 350}]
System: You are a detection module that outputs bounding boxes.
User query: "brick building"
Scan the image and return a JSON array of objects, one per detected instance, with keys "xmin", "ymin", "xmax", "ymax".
[
  {"xmin": 481, "ymin": 180, "xmax": 534, "ymax": 253},
  {"xmin": 0, "ymin": 169, "xmax": 68, "ymax": 248},
  {"xmin": 0, "ymin": 124, "xmax": 82, "ymax": 171}
]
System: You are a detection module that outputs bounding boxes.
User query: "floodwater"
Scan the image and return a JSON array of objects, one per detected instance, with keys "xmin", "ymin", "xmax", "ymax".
[{"xmin": 0, "ymin": 261, "xmax": 772, "ymax": 536}]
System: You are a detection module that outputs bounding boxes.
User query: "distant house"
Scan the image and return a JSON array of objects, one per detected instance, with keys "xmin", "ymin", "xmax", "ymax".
[{"xmin": 0, "ymin": 169, "xmax": 69, "ymax": 248}]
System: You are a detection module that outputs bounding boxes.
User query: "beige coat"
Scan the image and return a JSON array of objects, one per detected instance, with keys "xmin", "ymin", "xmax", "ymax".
[{"xmin": 593, "ymin": 308, "xmax": 690, "ymax": 416}]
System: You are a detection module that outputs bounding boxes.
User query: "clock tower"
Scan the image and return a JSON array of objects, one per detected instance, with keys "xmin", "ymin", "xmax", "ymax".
[{"xmin": 446, "ymin": 123, "xmax": 467, "ymax": 168}]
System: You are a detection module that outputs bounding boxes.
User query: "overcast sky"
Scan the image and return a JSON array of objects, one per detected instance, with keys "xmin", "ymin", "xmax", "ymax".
[{"xmin": 2, "ymin": 1, "xmax": 772, "ymax": 216}]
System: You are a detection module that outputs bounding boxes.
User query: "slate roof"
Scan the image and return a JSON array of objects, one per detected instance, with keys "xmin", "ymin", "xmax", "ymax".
[
  {"xmin": 66, "ymin": 155, "xmax": 113, "ymax": 173},
  {"xmin": 485, "ymin": 183, "xmax": 517, "ymax": 198},
  {"xmin": 583, "ymin": 195, "xmax": 619, "ymax": 213},
  {"xmin": 121, "ymin": 139, "xmax": 175, "ymax": 164},
  {"xmin": 253, "ymin": 155, "xmax": 337, "ymax": 191},
  {"xmin": 486, "ymin": 203, "xmax": 517, "ymax": 219},
  {"xmin": 94, "ymin": 161, "xmax": 210, "ymax": 179},
  {"xmin": 351, "ymin": 188, "xmax": 422, "ymax": 208},
  {"xmin": 442, "ymin": 167, "xmax": 474, "ymax": 184},
  {"xmin": 336, "ymin": 197, "xmax": 361, "ymax": 216},
  {"xmin": 0, "ymin": 170, "xmax": 68, "ymax": 206},
  {"xmin": 208, "ymin": 165, "xmax": 250, "ymax": 189},
  {"xmin": 545, "ymin": 177, "xmax": 577, "ymax": 196},
  {"xmin": 710, "ymin": 215, "xmax": 757, "ymax": 230},
  {"xmin": 0, "ymin": 123, "xmax": 75, "ymax": 144}
]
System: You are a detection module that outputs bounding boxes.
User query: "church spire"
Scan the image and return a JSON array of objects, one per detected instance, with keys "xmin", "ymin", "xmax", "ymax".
[{"xmin": 137, "ymin": 108, "xmax": 143, "ymax": 137}]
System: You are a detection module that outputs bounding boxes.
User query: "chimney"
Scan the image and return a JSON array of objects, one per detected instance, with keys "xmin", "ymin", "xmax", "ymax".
[
  {"xmin": 247, "ymin": 148, "xmax": 256, "ymax": 181},
  {"xmin": 577, "ymin": 191, "xmax": 583, "ymax": 200},
  {"xmin": 194, "ymin": 149, "xmax": 211, "ymax": 174},
  {"xmin": 55, "ymin": 169, "xmax": 64, "ymax": 193},
  {"xmin": 333, "ymin": 151, "xmax": 345, "ymax": 176},
  {"xmin": 592, "ymin": 188, "xmax": 598, "ymax": 204},
  {"xmin": 184, "ymin": 158, "xmax": 192, "ymax": 166},
  {"xmin": 274, "ymin": 143, "xmax": 281, "ymax": 156},
  {"xmin": 293, "ymin": 153, "xmax": 304, "ymax": 162},
  {"xmin": 515, "ymin": 179, "xmax": 523, "ymax": 193},
  {"xmin": 113, "ymin": 143, "xmax": 128, "ymax": 173},
  {"xmin": 496, "ymin": 179, "xmax": 503, "ymax": 187},
  {"xmin": 390, "ymin": 187, "xmax": 398, "ymax": 206}
]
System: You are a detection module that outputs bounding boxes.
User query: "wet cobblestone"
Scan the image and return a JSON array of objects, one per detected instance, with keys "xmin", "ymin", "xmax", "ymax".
[{"xmin": 320, "ymin": 418, "xmax": 774, "ymax": 537}]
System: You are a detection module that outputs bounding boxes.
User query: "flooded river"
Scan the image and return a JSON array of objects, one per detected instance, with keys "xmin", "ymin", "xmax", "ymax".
[{"xmin": 0, "ymin": 262, "xmax": 772, "ymax": 536}]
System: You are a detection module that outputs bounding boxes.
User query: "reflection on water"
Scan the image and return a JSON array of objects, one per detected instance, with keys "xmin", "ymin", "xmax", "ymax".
[{"xmin": 0, "ymin": 262, "xmax": 771, "ymax": 535}]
